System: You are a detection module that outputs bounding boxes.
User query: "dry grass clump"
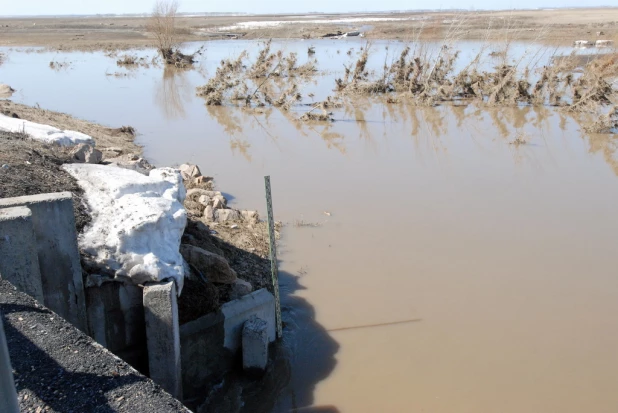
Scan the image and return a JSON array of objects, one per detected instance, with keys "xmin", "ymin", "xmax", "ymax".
[
  {"xmin": 333, "ymin": 39, "xmax": 617, "ymax": 126},
  {"xmin": 49, "ymin": 60, "xmax": 72, "ymax": 71},
  {"xmin": 115, "ymin": 54, "xmax": 156, "ymax": 68},
  {"xmin": 196, "ymin": 40, "xmax": 318, "ymax": 114},
  {"xmin": 583, "ymin": 106, "xmax": 618, "ymax": 133},
  {"xmin": 294, "ymin": 219, "xmax": 322, "ymax": 227},
  {"xmin": 300, "ymin": 112, "xmax": 333, "ymax": 122},
  {"xmin": 117, "ymin": 54, "xmax": 138, "ymax": 65}
]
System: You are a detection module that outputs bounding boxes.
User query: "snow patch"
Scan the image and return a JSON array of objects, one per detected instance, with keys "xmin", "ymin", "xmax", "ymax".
[
  {"xmin": 63, "ymin": 164, "xmax": 187, "ymax": 292},
  {"xmin": 216, "ymin": 17, "xmax": 410, "ymax": 31},
  {"xmin": 0, "ymin": 114, "xmax": 94, "ymax": 146}
]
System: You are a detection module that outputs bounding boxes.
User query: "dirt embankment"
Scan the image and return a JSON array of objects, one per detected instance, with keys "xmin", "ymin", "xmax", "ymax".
[
  {"xmin": 0, "ymin": 101, "xmax": 141, "ymax": 231},
  {"xmin": 0, "ymin": 8, "xmax": 617, "ymax": 50},
  {"xmin": 0, "ymin": 99, "xmax": 274, "ymax": 322}
]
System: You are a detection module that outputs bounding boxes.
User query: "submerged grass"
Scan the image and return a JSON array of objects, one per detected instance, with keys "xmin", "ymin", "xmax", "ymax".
[
  {"xmin": 195, "ymin": 18, "xmax": 617, "ymax": 132},
  {"xmin": 196, "ymin": 40, "xmax": 319, "ymax": 118}
]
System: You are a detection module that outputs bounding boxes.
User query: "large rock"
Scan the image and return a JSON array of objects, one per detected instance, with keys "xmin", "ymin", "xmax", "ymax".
[
  {"xmin": 186, "ymin": 189, "xmax": 222, "ymax": 199},
  {"xmin": 178, "ymin": 163, "xmax": 202, "ymax": 181},
  {"xmin": 229, "ymin": 278, "xmax": 253, "ymax": 301},
  {"xmin": 215, "ymin": 209, "xmax": 241, "ymax": 222},
  {"xmin": 241, "ymin": 210, "xmax": 259, "ymax": 224},
  {"xmin": 197, "ymin": 195, "xmax": 211, "ymax": 207},
  {"xmin": 0, "ymin": 84, "xmax": 15, "ymax": 98},
  {"xmin": 212, "ymin": 195, "xmax": 226, "ymax": 210},
  {"xmin": 180, "ymin": 244, "xmax": 237, "ymax": 284},
  {"xmin": 203, "ymin": 205, "xmax": 215, "ymax": 222},
  {"xmin": 71, "ymin": 144, "xmax": 103, "ymax": 164}
]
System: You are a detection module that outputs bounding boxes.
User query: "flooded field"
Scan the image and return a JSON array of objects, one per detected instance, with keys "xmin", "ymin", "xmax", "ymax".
[{"xmin": 2, "ymin": 39, "xmax": 618, "ymax": 412}]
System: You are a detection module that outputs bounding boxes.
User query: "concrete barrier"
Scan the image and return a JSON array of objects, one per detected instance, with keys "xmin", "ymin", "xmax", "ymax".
[
  {"xmin": 0, "ymin": 316, "xmax": 19, "ymax": 413},
  {"xmin": 180, "ymin": 289, "xmax": 275, "ymax": 401},
  {"xmin": 242, "ymin": 316, "xmax": 269, "ymax": 373},
  {"xmin": 143, "ymin": 281, "xmax": 182, "ymax": 400},
  {"xmin": 86, "ymin": 280, "xmax": 147, "ymax": 372},
  {"xmin": 221, "ymin": 288, "xmax": 276, "ymax": 350},
  {"xmin": 0, "ymin": 206, "xmax": 44, "ymax": 303},
  {"xmin": 0, "ymin": 192, "xmax": 87, "ymax": 332}
]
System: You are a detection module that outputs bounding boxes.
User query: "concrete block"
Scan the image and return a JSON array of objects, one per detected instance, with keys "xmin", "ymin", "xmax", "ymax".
[
  {"xmin": 0, "ymin": 192, "xmax": 87, "ymax": 332},
  {"xmin": 221, "ymin": 288, "xmax": 276, "ymax": 351},
  {"xmin": 179, "ymin": 289, "xmax": 275, "ymax": 401},
  {"xmin": 242, "ymin": 316, "xmax": 268, "ymax": 373},
  {"xmin": 86, "ymin": 281, "xmax": 147, "ymax": 372},
  {"xmin": 143, "ymin": 281, "xmax": 182, "ymax": 400},
  {"xmin": 0, "ymin": 207, "xmax": 44, "ymax": 303},
  {"xmin": 0, "ymin": 316, "xmax": 19, "ymax": 413}
]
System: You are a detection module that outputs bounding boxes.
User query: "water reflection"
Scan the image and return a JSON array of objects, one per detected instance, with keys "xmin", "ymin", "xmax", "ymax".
[
  {"xmin": 203, "ymin": 99, "xmax": 618, "ymax": 177},
  {"xmin": 155, "ymin": 67, "xmax": 193, "ymax": 119}
]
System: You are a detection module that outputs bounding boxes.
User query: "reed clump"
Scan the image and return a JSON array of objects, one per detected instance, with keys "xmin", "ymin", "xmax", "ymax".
[
  {"xmin": 196, "ymin": 40, "xmax": 318, "ymax": 113},
  {"xmin": 335, "ymin": 42, "xmax": 617, "ymax": 124}
]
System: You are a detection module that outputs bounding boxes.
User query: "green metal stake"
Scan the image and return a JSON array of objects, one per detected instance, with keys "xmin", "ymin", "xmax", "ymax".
[{"xmin": 264, "ymin": 176, "xmax": 283, "ymax": 339}]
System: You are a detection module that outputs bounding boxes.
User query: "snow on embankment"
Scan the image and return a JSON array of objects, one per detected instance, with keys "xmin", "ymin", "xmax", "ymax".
[
  {"xmin": 63, "ymin": 164, "xmax": 187, "ymax": 292},
  {"xmin": 0, "ymin": 113, "xmax": 94, "ymax": 146}
]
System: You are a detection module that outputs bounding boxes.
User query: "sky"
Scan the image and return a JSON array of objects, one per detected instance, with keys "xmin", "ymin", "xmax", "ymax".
[{"xmin": 0, "ymin": 0, "xmax": 614, "ymax": 16}]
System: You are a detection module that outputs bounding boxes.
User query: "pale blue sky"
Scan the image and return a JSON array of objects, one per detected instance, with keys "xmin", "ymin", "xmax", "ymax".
[{"xmin": 1, "ymin": 0, "xmax": 613, "ymax": 16}]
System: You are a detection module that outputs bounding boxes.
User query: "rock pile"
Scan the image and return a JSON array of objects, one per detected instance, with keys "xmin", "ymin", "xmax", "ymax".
[
  {"xmin": 179, "ymin": 163, "xmax": 259, "ymax": 225},
  {"xmin": 176, "ymin": 163, "xmax": 264, "ymax": 321}
]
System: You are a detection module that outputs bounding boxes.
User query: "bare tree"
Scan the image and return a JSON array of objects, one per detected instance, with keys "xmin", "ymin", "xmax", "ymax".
[
  {"xmin": 148, "ymin": 0, "xmax": 179, "ymax": 56},
  {"xmin": 147, "ymin": 0, "xmax": 198, "ymax": 67}
]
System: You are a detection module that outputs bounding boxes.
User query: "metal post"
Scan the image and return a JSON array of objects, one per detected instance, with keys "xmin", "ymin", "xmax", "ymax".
[
  {"xmin": 0, "ymin": 315, "xmax": 19, "ymax": 413},
  {"xmin": 264, "ymin": 176, "xmax": 283, "ymax": 339}
]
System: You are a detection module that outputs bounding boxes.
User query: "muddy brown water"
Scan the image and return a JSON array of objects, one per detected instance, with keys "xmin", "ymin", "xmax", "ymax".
[{"xmin": 1, "ymin": 40, "xmax": 618, "ymax": 412}]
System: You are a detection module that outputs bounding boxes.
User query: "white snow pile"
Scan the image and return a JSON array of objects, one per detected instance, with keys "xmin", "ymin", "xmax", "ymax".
[
  {"xmin": 216, "ymin": 17, "xmax": 411, "ymax": 31},
  {"xmin": 63, "ymin": 164, "xmax": 187, "ymax": 292},
  {"xmin": 0, "ymin": 113, "xmax": 94, "ymax": 146}
]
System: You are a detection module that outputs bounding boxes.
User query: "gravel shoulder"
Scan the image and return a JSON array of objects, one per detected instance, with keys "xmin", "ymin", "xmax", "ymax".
[{"xmin": 0, "ymin": 279, "xmax": 191, "ymax": 412}]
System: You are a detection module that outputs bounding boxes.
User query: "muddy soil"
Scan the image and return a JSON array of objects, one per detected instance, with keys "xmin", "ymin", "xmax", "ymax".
[
  {"xmin": 0, "ymin": 8, "xmax": 617, "ymax": 50},
  {"xmin": 0, "ymin": 129, "xmax": 91, "ymax": 231}
]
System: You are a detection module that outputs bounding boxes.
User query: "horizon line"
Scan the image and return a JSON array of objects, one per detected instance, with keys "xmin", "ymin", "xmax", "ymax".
[{"xmin": 1, "ymin": 5, "xmax": 616, "ymax": 19}]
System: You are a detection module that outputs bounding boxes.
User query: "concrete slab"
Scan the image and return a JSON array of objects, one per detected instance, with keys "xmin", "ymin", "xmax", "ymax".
[
  {"xmin": 179, "ymin": 289, "xmax": 275, "ymax": 401},
  {"xmin": 0, "ymin": 206, "xmax": 44, "ymax": 303},
  {"xmin": 0, "ymin": 192, "xmax": 87, "ymax": 332},
  {"xmin": 86, "ymin": 280, "xmax": 147, "ymax": 372},
  {"xmin": 221, "ymin": 288, "xmax": 276, "ymax": 350},
  {"xmin": 143, "ymin": 281, "xmax": 182, "ymax": 400},
  {"xmin": 242, "ymin": 316, "xmax": 268, "ymax": 373}
]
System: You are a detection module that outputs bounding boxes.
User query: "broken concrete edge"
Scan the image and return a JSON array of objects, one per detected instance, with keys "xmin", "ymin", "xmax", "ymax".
[
  {"xmin": 0, "ymin": 192, "xmax": 87, "ymax": 333},
  {"xmin": 0, "ymin": 206, "xmax": 44, "ymax": 303},
  {"xmin": 242, "ymin": 316, "xmax": 269, "ymax": 374},
  {"xmin": 143, "ymin": 280, "xmax": 182, "ymax": 400}
]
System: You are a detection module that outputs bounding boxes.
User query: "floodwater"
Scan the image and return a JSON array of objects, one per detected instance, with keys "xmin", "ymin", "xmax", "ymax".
[{"xmin": 2, "ymin": 40, "xmax": 618, "ymax": 413}]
